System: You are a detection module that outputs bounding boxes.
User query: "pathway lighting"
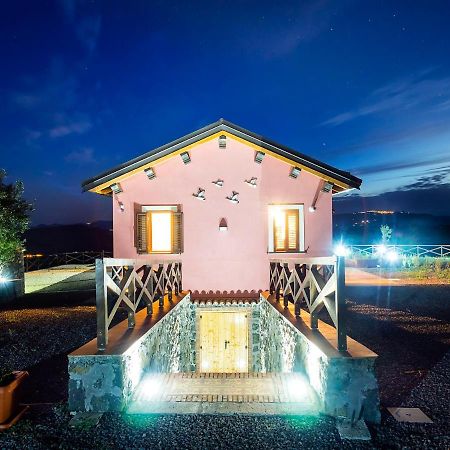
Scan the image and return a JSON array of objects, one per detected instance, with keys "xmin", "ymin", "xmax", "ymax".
[{"xmin": 334, "ymin": 244, "xmax": 350, "ymax": 257}]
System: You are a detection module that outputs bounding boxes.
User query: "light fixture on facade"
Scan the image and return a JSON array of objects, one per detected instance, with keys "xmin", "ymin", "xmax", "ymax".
[
  {"xmin": 218, "ymin": 134, "xmax": 227, "ymax": 149},
  {"xmin": 226, "ymin": 191, "xmax": 239, "ymax": 204},
  {"xmin": 289, "ymin": 167, "xmax": 301, "ymax": 179},
  {"xmin": 244, "ymin": 177, "xmax": 257, "ymax": 187},
  {"xmin": 219, "ymin": 218, "xmax": 228, "ymax": 231},
  {"xmin": 254, "ymin": 151, "xmax": 265, "ymax": 164},
  {"xmin": 322, "ymin": 181, "xmax": 333, "ymax": 193},
  {"xmin": 180, "ymin": 151, "xmax": 191, "ymax": 164},
  {"xmin": 144, "ymin": 167, "xmax": 156, "ymax": 180},
  {"xmin": 193, "ymin": 188, "xmax": 206, "ymax": 200},
  {"xmin": 309, "ymin": 206, "xmax": 316, "ymax": 212},
  {"xmin": 212, "ymin": 179, "xmax": 224, "ymax": 187},
  {"xmin": 118, "ymin": 201, "xmax": 125, "ymax": 212},
  {"xmin": 110, "ymin": 183, "xmax": 122, "ymax": 194}
]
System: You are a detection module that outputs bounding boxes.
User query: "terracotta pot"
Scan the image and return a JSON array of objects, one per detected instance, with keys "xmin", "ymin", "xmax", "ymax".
[{"xmin": 0, "ymin": 371, "xmax": 29, "ymax": 424}]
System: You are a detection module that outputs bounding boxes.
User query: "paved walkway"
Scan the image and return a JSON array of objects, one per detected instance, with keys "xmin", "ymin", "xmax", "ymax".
[{"xmin": 128, "ymin": 372, "xmax": 319, "ymax": 415}]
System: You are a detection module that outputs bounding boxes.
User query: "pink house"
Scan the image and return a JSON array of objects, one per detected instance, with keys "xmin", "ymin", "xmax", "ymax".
[{"xmin": 82, "ymin": 119, "xmax": 361, "ymax": 295}]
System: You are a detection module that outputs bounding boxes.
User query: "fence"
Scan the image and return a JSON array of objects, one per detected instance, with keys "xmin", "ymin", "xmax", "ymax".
[
  {"xmin": 269, "ymin": 256, "xmax": 347, "ymax": 351},
  {"xmin": 96, "ymin": 258, "xmax": 182, "ymax": 350},
  {"xmin": 24, "ymin": 251, "xmax": 112, "ymax": 272},
  {"xmin": 348, "ymin": 245, "xmax": 450, "ymax": 258}
]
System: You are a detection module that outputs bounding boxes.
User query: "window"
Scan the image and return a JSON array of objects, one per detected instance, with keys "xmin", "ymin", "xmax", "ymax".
[
  {"xmin": 136, "ymin": 206, "xmax": 183, "ymax": 254},
  {"xmin": 268, "ymin": 205, "xmax": 304, "ymax": 253}
]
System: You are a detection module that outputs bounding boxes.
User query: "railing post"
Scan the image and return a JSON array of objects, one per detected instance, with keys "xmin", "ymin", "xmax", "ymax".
[
  {"xmin": 127, "ymin": 266, "xmax": 136, "ymax": 329},
  {"xmin": 336, "ymin": 255, "xmax": 347, "ymax": 352},
  {"xmin": 96, "ymin": 258, "xmax": 108, "ymax": 351}
]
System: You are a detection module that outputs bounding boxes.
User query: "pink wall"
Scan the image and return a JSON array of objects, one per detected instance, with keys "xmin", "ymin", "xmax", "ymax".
[{"xmin": 112, "ymin": 137, "xmax": 332, "ymax": 293}]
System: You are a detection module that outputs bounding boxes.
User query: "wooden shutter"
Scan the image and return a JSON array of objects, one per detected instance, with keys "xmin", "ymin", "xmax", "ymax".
[
  {"xmin": 287, "ymin": 209, "xmax": 299, "ymax": 251},
  {"xmin": 172, "ymin": 211, "xmax": 184, "ymax": 254},
  {"xmin": 135, "ymin": 212, "xmax": 148, "ymax": 253}
]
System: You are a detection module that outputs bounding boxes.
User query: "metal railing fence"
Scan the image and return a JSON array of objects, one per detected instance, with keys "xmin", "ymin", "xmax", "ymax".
[
  {"xmin": 348, "ymin": 245, "xmax": 450, "ymax": 258},
  {"xmin": 24, "ymin": 251, "xmax": 112, "ymax": 272}
]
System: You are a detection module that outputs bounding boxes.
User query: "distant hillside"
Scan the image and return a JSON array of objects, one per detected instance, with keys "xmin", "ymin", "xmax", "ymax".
[
  {"xmin": 25, "ymin": 221, "xmax": 113, "ymax": 254},
  {"xmin": 333, "ymin": 212, "xmax": 450, "ymax": 244}
]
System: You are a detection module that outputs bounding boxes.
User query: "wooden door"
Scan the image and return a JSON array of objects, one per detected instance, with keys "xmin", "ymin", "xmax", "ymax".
[{"xmin": 199, "ymin": 311, "xmax": 248, "ymax": 373}]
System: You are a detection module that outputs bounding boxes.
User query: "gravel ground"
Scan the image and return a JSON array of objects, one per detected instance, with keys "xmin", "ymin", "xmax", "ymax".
[{"xmin": 0, "ymin": 286, "xmax": 449, "ymax": 449}]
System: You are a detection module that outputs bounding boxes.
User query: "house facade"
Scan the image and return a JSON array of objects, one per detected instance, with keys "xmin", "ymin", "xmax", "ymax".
[{"xmin": 82, "ymin": 119, "xmax": 361, "ymax": 294}]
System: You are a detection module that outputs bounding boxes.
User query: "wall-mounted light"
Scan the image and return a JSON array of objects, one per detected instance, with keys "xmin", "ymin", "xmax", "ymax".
[
  {"xmin": 226, "ymin": 191, "xmax": 239, "ymax": 204},
  {"xmin": 245, "ymin": 177, "xmax": 257, "ymax": 187},
  {"xmin": 118, "ymin": 201, "xmax": 125, "ymax": 212},
  {"xmin": 219, "ymin": 218, "xmax": 228, "ymax": 231},
  {"xmin": 110, "ymin": 183, "xmax": 122, "ymax": 194},
  {"xmin": 144, "ymin": 167, "xmax": 156, "ymax": 180},
  {"xmin": 254, "ymin": 151, "xmax": 265, "ymax": 164},
  {"xmin": 309, "ymin": 206, "xmax": 316, "ymax": 213},
  {"xmin": 180, "ymin": 151, "xmax": 191, "ymax": 164},
  {"xmin": 212, "ymin": 179, "xmax": 224, "ymax": 187},
  {"xmin": 193, "ymin": 188, "xmax": 206, "ymax": 200},
  {"xmin": 218, "ymin": 134, "xmax": 227, "ymax": 149},
  {"xmin": 322, "ymin": 181, "xmax": 333, "ymax": 192},
  {"xmin": 289, "ymin": 167, "xmax": 301, "ymax": 179}
]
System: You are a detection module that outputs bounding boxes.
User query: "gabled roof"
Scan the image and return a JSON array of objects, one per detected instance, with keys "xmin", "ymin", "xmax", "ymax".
[{"xmin": 82, "ymin": 118, "xmax": 361, "ymax": 194}]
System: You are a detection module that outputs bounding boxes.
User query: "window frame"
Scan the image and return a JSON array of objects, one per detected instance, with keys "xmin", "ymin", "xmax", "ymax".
[
  {"xmin": 267, "ymin": 204, "xmax": 305, "ymax": 253},
  {"xmin": 141, "ymin": 205, "xmax": 179, "ymax": 254}
]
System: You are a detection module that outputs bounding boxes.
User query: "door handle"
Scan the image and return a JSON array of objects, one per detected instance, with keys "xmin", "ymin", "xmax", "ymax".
[{"xmin": 224, "ymin": 340, "xmax": 230, "ymax": 349}]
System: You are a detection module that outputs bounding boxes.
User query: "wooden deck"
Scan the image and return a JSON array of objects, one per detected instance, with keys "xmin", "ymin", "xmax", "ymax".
[{"xmin": 128, "ymin": 372, "xmax": 319, "ymax": 415}]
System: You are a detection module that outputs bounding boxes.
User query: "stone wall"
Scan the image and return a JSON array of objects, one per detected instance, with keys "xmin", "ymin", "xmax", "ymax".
[
  {"xmin": 258, "ymin": 295, "xmax": 380, "ymax": 424},
  {"xmin": 68, "ymin": 293, "xmax": 196, "ymax": 412}
]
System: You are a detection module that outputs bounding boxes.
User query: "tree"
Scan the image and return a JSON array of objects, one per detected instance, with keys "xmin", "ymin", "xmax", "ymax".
[
  {"xmin": 0, "ymin": 170, "xmax": 33, "ymax": 277},
  {"xmin": 380, "ymin": 224, "xmax": 392, "ymax": 244}
]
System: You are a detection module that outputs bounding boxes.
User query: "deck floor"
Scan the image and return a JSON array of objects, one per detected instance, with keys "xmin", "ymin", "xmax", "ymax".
[{"xmin": 128, "ymin": 372, "xmax": 319, "ymax": 415}]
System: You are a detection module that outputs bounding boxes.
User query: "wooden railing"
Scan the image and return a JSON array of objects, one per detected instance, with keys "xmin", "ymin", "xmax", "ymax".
[
  {"xmin": 96, "ymin": 258, "xmax": 182, "ymax": 350},
  {"xmin": 269, "ymin": 256, "xmax": 347, "ymax": 351},
  {"xmin": 349, "ymin": 244, "xmax": 450, "ymax": 258},
  {"xmin": 24, "ymin": 251, "xmax": 112, "ymax": 272}
]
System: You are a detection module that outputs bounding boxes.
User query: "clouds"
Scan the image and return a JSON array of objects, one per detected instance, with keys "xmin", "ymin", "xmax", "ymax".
[
  {"xmin": 59, "ymin": 0, "xmax": 102, "ymax": 55},
  {"xmin": 323, "ymin": 69, "xmax": 450, "ymax": 126},
  {"xmin": 65, "ymin": 147, "xmax": 95, "ymax": 164},
  {"xmin": 49, "ymin": 120, "xmax": 92, "ymax": 138}
]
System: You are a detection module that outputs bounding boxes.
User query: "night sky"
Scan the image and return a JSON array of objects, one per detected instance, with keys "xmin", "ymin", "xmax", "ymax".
[{"xmin": 1, "ymin": 0, "xmax": 449, "ymax": 225}]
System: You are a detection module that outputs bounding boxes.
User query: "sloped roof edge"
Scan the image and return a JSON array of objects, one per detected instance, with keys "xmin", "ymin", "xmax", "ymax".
[{"xmin": 81, "ymin": 118, "xmax": 362, "ymax": 193}]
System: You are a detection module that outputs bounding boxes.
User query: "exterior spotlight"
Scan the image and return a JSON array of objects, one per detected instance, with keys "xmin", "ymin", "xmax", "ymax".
[
  {"xmin": 144, "ymin": 167, "xmax": 156, "ymax": 180},
  {"xmin": 309, "ymin": 206, "xmax": 316, "ymax": 212},
  {"xmin": 376, "ymin": 244, "xmax": 387, "ymax": 255},
  {"xmin": 119, "ymin": 201, "xmax": 125, "ymax": 212},
  {"xmin": 110, "ymin": 183, "xmax": 122, "ymax": 194},
  {"xmin": 289, "ymin": 167, "xmax": 301, "ymax": 178},
  {"xmin": 334, "ymin": 244, "xmax": 350, "ymax": 257},
  {"xmin": 180, "ymin": 151, "xmax": 191, "ymax": 164},
  {"xmin": 218, "ymin": 134, "xmax": 227, "ymax": 149},
  {"xmin": 254, "ymin": 151, "xmax": 265, "ymax": 164},
  {"xmin": 322, "ymin": 181, "xmax": 333, "ymax": 193},
  {"xmin": 0, "ymin": 276, "xmax": 9, "ymax": 283},
  {"xmin": 385, "ymin": 250, "xmax": 398, "ymax": 263}
]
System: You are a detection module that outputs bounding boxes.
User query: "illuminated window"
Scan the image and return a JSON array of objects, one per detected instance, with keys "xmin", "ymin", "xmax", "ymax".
[
  {"xmin": 268, "ymin": 205, "xmax": 304, "ymax": 253},
  {"xmin": 136, "ymin": 206, "xmax": 183, "ymax": 254}
]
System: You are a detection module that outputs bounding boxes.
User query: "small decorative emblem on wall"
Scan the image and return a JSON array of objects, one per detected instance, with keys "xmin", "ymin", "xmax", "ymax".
[
  {"xmin": 244, "ymin": 177, "xmax": 257, "ymax": 188},
  {"xmin": 212, "ymin": 179, "xmax": 224, "ymax": 187},
  {"xmin": 193, "ymin": 188, "xmax": 206, "ymax": 201},
  {"xmin": 226, "ymin": 191, "xmax": 239, "ymax": 204}
]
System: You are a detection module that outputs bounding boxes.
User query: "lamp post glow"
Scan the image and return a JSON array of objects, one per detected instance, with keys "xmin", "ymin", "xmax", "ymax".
[{"xmin": 334, "ymin": 243, "xmax": 350, "ymax": 257}]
